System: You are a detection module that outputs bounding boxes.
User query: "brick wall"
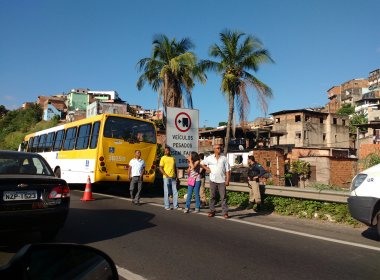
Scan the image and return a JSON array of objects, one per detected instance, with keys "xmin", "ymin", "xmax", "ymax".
[
  {"xmin": 357, "ymin": 143, "xmax": 380, "ymax": 172},
  {"xmin": 358, "ymin": 143, "xmax": 380, "ymax": 159},
  {"xmin": 330, "ymin": 158, "xmax": 357, "ymax": 188},
  {"xmin": 252, "ymin": 149, "xmax": 285, "ymax": 186}
]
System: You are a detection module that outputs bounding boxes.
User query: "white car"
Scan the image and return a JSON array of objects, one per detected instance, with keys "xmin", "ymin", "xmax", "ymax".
[{"xmin": 348, "ymin": 163, "xmax": 380, "ymax": 238}]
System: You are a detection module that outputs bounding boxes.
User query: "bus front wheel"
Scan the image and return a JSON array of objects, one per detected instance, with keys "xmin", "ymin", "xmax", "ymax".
[{"xmin": 54, "ymin": 167, "xmax": 61, "ymax": 178}]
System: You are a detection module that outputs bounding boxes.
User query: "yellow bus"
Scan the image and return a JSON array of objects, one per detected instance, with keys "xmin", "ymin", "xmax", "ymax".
[{"xmin": 22, "ymin": 113, "xmax": 157, "ymax": 185}]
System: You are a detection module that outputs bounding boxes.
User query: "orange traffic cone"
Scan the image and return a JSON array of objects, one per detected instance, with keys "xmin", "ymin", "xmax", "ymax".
[{"xmin": 81, "ymin": 176, "xmax": 95, "ymax": 201}]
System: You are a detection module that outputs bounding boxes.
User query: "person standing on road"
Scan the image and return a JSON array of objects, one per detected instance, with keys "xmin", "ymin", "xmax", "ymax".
[
  {"xmin": 198, "ymin": 153, "xmax": 208, "ymax": 207},
  {"xmin": 159, "ymin": 146, "xmax": 181, "ymax": 210},
  {"xmin": 201, "ymin": 144, "xmax": 231, "ymax": 219},
  {"xmin": 129, "ymin": 150, "xmax": 146, "ymax": 205},
  {"xmin": 184, "ymin": 151, "xmax": 201, "ymax": 213},
  {"xmin": 247, "ymin": 155, "xmax": 266, "ymax": 211}
]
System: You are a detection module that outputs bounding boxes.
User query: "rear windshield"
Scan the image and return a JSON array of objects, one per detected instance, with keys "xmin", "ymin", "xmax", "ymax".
[
  {"xmin": 103, "ymin": 116, "xmax": 156, "ymax": 143},
  {"xmin": 0, "ymin": 153, "xmax": 54, "ymax": 176}
]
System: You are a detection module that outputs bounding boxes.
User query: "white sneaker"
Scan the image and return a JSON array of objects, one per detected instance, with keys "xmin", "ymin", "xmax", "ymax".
[
  {"xmin": 165, "ymin": 207, "xmax": 171, "ymax": 210},
  {"xmin": 183, "ymin": 208, "xmax": 189, "ymax": 213},
  {"xmin": 175, "ymin": 207, "xmax": 182, "ymax": 210},
  {"xmin": 194, "ymin": 208, "xmax": 200, "ymax": 213}
]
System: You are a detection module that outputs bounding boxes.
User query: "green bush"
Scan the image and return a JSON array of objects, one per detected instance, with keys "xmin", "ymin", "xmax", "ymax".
[
  {"xmin": 177, "ymin": 187, "xmax": 188, "ymax": 198},
  {"xmin": 227, "ymin": 191, "xmax": 249, "ymax": 207},
  {"xmin": 362, "ymin": 153, "xmax": 380, "ymax": 169},
  {"xmin": 263, "ymin": 196, "xmax": 359, "ymax": 225},
  {"xmin": 0, "ymin": 105, "xmax": 58, "ymax": 150}
]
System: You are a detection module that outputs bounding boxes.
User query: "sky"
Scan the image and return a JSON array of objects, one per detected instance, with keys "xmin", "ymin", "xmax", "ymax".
[{"xmin": 1, "ymin": 0, "xmax": 380, "ymax": 128}]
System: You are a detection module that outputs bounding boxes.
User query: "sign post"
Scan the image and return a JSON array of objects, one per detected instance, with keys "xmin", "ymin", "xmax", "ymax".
[{"xmin": 166, "ymin": 107, "xmax": 199, "ymax": 168}]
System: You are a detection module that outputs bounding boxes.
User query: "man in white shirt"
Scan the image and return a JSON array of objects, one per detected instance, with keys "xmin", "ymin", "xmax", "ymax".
[
  {"xmin": 129, "ymin": 150, "xmax": 146, "ymax": 205},
  {"xmin": 201, "ymin": 144, "xmax": 231, "ymax": 218}
]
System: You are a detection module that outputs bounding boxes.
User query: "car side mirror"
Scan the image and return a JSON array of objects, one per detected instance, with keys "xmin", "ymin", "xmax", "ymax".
[{"xmin": 0, "ymin": 243, "xmax": 118, "ymax": 279}]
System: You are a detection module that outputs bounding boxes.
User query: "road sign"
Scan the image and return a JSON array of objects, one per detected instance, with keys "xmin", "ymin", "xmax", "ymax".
[{"xmin": 166, "ymin": 107, "xmax": 199, "ymax": 168}]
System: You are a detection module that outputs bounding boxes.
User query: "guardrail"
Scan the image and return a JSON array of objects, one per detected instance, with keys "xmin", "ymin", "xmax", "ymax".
[{"xmin": 179, "ymin": 179, "xmax": 350, "ymax": 203}]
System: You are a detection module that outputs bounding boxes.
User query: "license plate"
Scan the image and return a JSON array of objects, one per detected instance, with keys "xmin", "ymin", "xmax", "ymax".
[{"xmin": 3, "ymin": 191, "xmax": 38, "ymax": 201}]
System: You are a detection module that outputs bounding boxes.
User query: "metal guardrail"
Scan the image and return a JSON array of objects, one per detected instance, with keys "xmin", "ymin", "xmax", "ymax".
[{"xmin": 179, "ymin": 179, "xmax": 350, "ymax": 203}]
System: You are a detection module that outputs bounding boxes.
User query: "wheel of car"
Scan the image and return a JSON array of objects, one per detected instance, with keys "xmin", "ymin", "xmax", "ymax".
[
  {"xmin": 54, "ymin": 167, "xmax": 61, "ymax": 178},
  {"xmin": 376, "ymin": 211, "xmax": 380, "ymax": 239},
  {"xmin": 40, "ymin": 228, "xmax": 60, "ymax": 241}
]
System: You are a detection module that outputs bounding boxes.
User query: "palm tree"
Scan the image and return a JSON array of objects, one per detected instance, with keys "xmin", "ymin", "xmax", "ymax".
[
  {"xmin": 136, "ymin": 34, "xmax": 206, "ymax": 118},
  {"xmin": 201, "ymin": 29, "xmax": 274, "ymax": 154}
]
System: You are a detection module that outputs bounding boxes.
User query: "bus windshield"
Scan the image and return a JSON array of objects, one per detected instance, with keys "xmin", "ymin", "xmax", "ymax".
[{"xmin": 103, "ymin": 116, "xmax": 156, "ymax": 143}]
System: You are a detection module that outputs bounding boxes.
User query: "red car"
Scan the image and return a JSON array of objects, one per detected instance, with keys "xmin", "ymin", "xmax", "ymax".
[{"xmin": 0, "ymin": 150, "xmax": 70, "ymax": 240}]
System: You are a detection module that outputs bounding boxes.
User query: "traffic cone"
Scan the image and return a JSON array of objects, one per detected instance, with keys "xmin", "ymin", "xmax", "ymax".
[{"xmin": 81, "ymin": 176, "xmax": 95, "ymax": 201}]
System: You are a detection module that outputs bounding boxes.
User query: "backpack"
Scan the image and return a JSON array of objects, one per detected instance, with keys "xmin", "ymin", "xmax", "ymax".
[
  {"xmin": 261, "ymin": 171, "xmax": 271, "ymax": 179},
  {"xmin": 248, "ymin": 163, "xmax": 270, "ymax": 179}
]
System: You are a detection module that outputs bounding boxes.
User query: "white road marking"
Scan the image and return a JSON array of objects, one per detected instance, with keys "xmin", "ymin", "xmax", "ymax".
[
  {"xmin": 224, "ymin": 216, "xmax": 380, "ymax": 252},
  {"xmin": 117, "ymin": 265, "xmax": 148, "ymax": 280}
]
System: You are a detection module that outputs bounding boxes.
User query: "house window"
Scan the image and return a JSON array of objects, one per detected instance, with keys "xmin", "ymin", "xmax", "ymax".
[
  {"xmin": 295, "ymin": 132, "xmax": 301, "ymax": 139},
  {"xmin": 304, "ymin": 130, "xmax": 307, "ymax": 139},
  {"xmin": 323, "ymin": 133, "xmax": 326, "ymax": 142},
  {"xmin": 275, "ymin": 118, "xmax": 280, "ymax": 123},
  {"xmin": 342, "ymin": 119, "xmax": 346, "ymax": 126},
  {"xmin": 234, "ymin": 155, "xmax": 243, "ymax": 165},
  {"xmin": 333, "ymin": 118, "xmax": 337, "ymax": 124},
  {"xmin": 295, "ymin": 115, "xmax": 301, "ymax": 122},
  {"xmin": 320, "ymin": 117, "xmax": 324, "ymax": 124}
]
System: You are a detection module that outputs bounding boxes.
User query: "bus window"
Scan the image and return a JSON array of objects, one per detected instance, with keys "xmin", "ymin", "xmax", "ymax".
[
  {"xmin": 32, "ymin": 136, "xmax": 40, "ymax": 153},
  {"xmin": 89, "ymin": 121, "xmax": 100, "ymax": 149},
  {"xmin": 27, "ymin": 138, "xmax": 34, "ymax": 152},
  {"xmin": 38, "ymin": 134, "xmax": 47, "ymax": 153},
  {"xmin": 63, "ymin": 127, "xmax": 77, "ymax": 150},
  {"xmin": 53, "ymin": 130, "xmax": 65, "ymax": 151},
  {"xmin": 45, "ymin": 132, "xmax": 55, "ymax": 152},
  {"xmin": 76, "ymin": 123, "xmax": 91, "ymax": 150}
]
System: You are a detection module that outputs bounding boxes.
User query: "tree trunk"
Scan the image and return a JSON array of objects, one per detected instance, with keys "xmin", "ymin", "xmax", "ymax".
[
  {"xmin": 164, "ymin": 73, "xmax": 182, "ymax": 108},
  {"xmin": 224, "ymin": 93, "xmax": 235, "ymax": 155}
]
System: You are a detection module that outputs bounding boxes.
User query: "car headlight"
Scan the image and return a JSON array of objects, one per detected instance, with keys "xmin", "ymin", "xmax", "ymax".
[{"xmin": 351, "ymin": 174, "xmax": 367, "ymax": 191}]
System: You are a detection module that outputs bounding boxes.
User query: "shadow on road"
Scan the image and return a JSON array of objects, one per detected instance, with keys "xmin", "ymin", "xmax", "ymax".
[
  {"xmin": 56, "ymin": 206, "xmax": 156, "ymax": 244},
  {"xmin": 361, "ymin": 227, "xmax": 380, "ymax": 241},
  {"xmin": 0, "ymin": 194, "xmax": 156, "ymax": 256}
]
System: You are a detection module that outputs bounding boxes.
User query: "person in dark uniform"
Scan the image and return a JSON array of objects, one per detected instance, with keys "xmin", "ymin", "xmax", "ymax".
[{"xmin": 247, "ymin": 155, "xmax": 267, "ymax": 211}]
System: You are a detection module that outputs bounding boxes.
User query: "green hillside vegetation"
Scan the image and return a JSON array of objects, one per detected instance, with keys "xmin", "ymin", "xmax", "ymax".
[{"xmin": 0, "ymin": 104, "xmax": 59, "ymax": 150}]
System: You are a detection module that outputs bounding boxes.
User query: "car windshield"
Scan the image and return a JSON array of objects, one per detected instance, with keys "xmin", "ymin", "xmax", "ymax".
[{"xmin": 0, "ymin": 152, "xmax": 54, "ymax": 176}]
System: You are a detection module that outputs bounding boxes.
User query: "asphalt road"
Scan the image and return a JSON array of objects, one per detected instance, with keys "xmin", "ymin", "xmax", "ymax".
[{"xmin": 0, "ymin": 187, "xmax": 379, "ymax": 279}]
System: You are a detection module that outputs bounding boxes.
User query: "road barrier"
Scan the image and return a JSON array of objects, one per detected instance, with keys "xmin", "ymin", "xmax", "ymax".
[{"xmin": 179, "ymin": 179, "xmax": 349, "ymax": 203}]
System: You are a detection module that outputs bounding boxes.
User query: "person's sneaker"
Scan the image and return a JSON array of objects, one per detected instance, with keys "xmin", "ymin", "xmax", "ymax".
[
  {"xmin": 194, "ymin": 208, "xmax": 200, "ymax": 213},
  {"xmin": 208, "ymin": 211, "xmax": 216, "ymax": 217},
  {"xmin": 183, "ymin": 208, "xmax": 189, "ymax": 213},
  {"xmin": 165, "ymin": 207, "xmax": 171, "ymax": 210},
  {"xmin": 175, "ymin": 206, "xmax": 182, "ymax": 210}
]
